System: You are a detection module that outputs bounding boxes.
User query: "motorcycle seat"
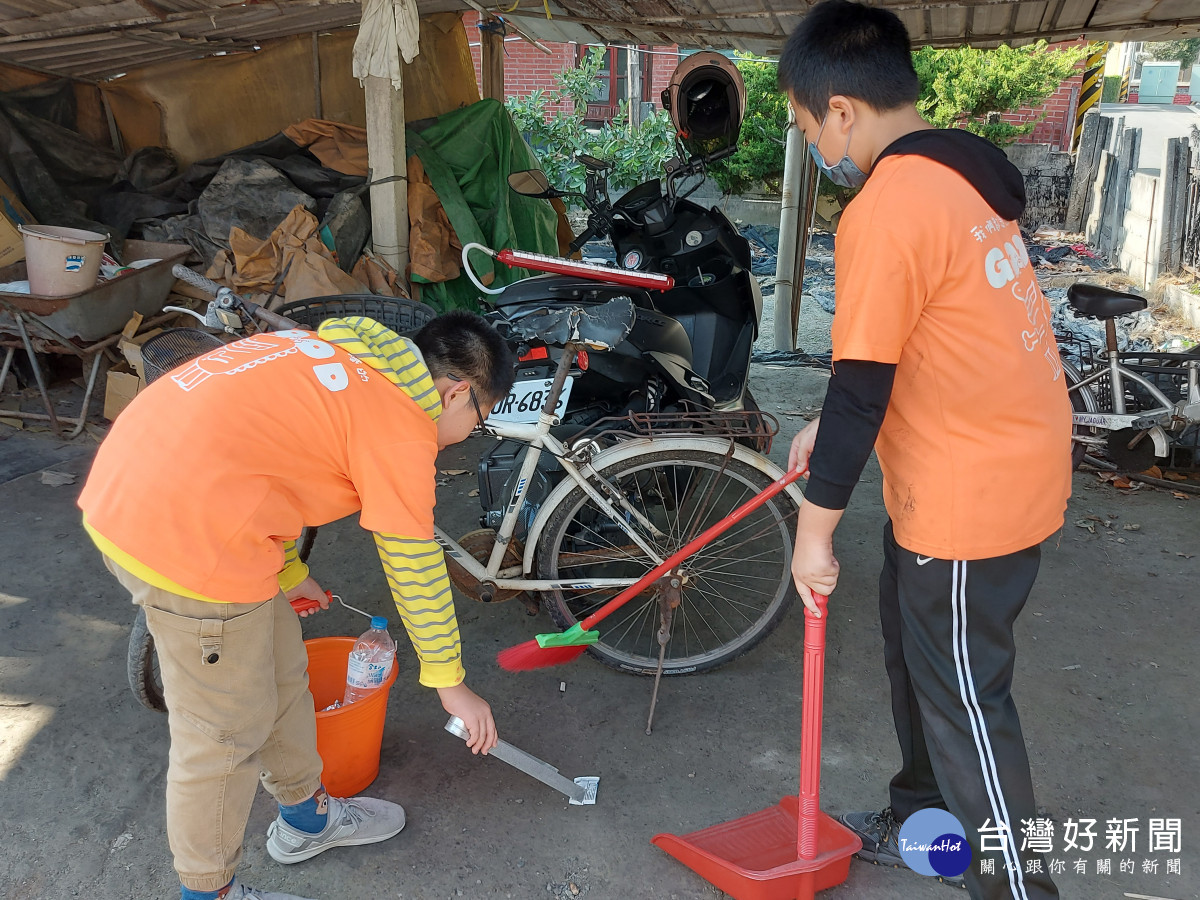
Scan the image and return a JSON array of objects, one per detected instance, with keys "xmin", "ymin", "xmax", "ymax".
[
  {"xmin": 504, "ymin": 295, "xmax": 636, "ymax": 351},
  {"xmin": 1067, "ymin": 283, "xmax": 1147, "ymax": 319}
]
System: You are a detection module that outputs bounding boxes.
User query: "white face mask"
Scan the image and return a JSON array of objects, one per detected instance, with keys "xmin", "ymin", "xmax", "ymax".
[{"xmin": 808, "ymin": 114, "xmax": 868, "ymax": 188}]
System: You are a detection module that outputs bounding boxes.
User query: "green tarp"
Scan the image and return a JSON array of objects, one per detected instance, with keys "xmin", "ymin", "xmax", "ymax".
[{"xmin": 406, "ymin": 98, "xmax": 559, "ymax": 312}]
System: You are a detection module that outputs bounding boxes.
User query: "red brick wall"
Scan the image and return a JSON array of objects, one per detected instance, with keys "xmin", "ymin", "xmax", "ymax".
[
  {"xmin": 463, "ymin": 12, "xmax": 679, "ymax": 121},
  {"xmin": 999, "ymin": 40, "xmax": 1086, "ymax": 151},
  {"xmin": 1173, "ymin": 92, "xmax": 1193, "ymax": 104}
]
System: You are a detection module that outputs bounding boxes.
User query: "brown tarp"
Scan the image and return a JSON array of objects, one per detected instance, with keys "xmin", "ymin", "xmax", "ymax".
[{"xmin": 100, "ymin": 14, "xmax": 481, "ymax": 167}]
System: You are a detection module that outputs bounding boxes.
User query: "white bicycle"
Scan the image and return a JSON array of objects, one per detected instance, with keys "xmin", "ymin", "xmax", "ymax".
[{"xmin": 128, "ymin": 284, "xmax": 805, "ymax": 713}]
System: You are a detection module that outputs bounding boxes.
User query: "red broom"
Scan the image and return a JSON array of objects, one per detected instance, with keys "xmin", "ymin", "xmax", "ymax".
[{"xmin": 498, "ymin": 467, "xmax": 805, "ymax": 671}]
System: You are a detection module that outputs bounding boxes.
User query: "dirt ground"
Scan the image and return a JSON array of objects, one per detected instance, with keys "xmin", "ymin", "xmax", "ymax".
[{"xmin": 0, "ymin": 362, "xmax": 1197, "ymax": 900}]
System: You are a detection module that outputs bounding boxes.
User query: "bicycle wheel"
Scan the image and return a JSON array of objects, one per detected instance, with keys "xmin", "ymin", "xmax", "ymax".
[
  {"xmin": 127, "ymin": 607, "xmax": 166, "ymax": 713},
  {"xmin": 536, "ymin": 448, "xmax": 797, "ymax": 675}
]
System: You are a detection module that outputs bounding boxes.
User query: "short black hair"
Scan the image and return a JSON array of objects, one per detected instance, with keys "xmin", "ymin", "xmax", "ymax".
[
  {"xmin": 778, "ymin": 0, "xmax": 920, "ymax": 120},
  {"xmin": 414, "ymin": 310, "xmax": 516, "ymax": 404}
]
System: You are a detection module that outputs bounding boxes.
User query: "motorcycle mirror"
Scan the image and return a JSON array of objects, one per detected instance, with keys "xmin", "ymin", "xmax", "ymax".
[
  {"xmin": 508, "ymin": 170, "xmax": 558, "ymax": 198},
  {"xmin": 576, "ymin": 154, "xmax": 611, "ymax": 172}
]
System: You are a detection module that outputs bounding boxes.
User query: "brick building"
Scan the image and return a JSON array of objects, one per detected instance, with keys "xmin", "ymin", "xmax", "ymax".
[
  {"xmin": 463, "ymin": 12, "xmax": 678, "ymax": 121},
  {"xmin": 464, "ymin": 19, "xmax": 1089, "ymax": 155},
  {"xmin": 997, "ymin": 40, "xmax": 1089, "ymax": 151}
]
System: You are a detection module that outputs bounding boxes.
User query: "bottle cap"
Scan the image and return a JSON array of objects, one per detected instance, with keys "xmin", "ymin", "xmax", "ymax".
[{"xmin": 370, "ymin": 616, "xmax": 388, "ymax": 630}]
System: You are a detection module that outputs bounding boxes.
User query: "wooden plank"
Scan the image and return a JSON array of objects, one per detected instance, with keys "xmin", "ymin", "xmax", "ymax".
[{"xmin": 364, "ymin": 73, "xmax": 409, "ymax": 282}]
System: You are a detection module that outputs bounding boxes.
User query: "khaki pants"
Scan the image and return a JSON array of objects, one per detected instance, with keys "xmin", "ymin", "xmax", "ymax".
[{"xmin": 107, "ymin": 557, "xmax": 324, "ymax": 892}]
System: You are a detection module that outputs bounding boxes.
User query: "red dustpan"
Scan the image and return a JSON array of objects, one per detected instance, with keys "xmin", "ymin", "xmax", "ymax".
[{"xmin": 652, "ymin": 594, "xmax": 862, "ymax": 900}]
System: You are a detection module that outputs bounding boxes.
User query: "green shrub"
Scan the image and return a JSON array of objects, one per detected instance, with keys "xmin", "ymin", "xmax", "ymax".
[
  {"xmin": 504, "ymin": 47, "xmax": 676, "ymax": 202},
  {"xmin": 1102, "ymin": 74, "xmax": 1121, "ymax": 103}
]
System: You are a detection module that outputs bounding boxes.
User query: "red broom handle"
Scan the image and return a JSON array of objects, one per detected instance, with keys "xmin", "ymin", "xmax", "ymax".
[
  {"xmin": 799, "ymin": 592, "xmax": 830, "ymax": 861},
  {"xmin": 578, "ymin": 467, "xmax": 805, "ymax": 632}
]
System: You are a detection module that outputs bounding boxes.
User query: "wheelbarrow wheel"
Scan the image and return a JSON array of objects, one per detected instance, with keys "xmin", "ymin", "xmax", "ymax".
[
  {"xmin": 127, "ymin": 607, "xmax": 166, "ymax": 713},
  {"xmin": 124, "ymin": 526, "xmax": 318, "ymax": 713}
]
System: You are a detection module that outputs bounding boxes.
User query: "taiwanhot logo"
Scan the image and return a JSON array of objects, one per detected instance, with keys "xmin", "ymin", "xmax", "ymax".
[{"xmin": 897, "ymin": 808, "xmax": 972, "ymax": 879}]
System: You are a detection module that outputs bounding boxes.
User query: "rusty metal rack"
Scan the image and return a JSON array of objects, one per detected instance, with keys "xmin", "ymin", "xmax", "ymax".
[{"xmin": 569, "ymin": 408, "xmax": 780, "ymax": 453}]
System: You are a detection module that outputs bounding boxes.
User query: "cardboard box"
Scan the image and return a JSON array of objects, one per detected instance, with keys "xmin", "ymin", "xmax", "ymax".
[
  {"xmin": 103, "ymin": 361, "xmax": 143, "ymax": 421},
  {"xmin": 0, "ymin": 177, "xmax": 34, "ymax": 268}
]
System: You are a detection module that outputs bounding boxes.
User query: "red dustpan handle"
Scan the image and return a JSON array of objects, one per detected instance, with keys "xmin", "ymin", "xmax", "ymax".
[{"xmin": 799, "ymin": 592, "xmax": 829, "ymax": 861}]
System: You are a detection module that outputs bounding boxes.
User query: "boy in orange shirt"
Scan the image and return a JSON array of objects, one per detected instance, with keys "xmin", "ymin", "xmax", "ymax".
[
  {"xmin": 80, "ymin": 311, "xmax": 514, "ymax": 900},
  {"xmin": 780, "ymin": 3, "xmax": 1069, "ymax": 898}
]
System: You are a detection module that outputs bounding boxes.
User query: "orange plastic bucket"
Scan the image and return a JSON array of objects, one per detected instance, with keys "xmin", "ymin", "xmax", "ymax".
[{"xmin": 305, "ymin": 636, "xmax": 398, "ymax": 798}]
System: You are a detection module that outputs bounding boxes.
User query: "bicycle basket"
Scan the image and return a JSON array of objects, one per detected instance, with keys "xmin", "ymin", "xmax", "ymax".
[
  {"xmin": 140, "ymin": 328, "xmax": 225, "ymax": 385},
  {"xmin": 276, "ymin": 294, "xmax": 438, "ymax": 336}
]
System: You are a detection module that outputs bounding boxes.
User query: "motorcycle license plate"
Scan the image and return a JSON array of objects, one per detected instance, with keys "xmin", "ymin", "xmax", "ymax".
[{"xmin": 488, "ymin": 376, "xmax": 574, "ymax": 425}]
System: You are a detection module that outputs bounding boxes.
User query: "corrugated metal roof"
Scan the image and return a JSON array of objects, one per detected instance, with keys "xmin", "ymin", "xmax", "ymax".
[{"xmin": 0, "ymin": 0, "xmax": 1196, "ymax": 81}]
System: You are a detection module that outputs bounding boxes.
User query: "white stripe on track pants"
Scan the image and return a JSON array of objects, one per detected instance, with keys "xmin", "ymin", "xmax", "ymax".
[{"xmin": 879, "ymin": 520, "xmax": 1059, "ymax": 900}]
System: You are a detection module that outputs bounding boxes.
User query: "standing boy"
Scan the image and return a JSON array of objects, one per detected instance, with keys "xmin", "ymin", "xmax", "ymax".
[
  {"xmin": 80, "ymin": 311, "xmax": 514, "ymax": 900},
  {"xmin": 779, "ymin": 3, "xmax": 1070, "ymax": 898}
]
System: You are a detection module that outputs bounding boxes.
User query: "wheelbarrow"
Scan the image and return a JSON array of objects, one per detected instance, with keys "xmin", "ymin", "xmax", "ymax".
[{"xmin": 651, "ymin": 593, "xmax": 861, "ymax": 900}]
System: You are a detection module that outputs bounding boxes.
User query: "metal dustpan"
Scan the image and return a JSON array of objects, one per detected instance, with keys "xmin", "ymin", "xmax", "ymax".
[{"xmin": 652, "ymin": 595, "xmax": 861, "ymax": 900}]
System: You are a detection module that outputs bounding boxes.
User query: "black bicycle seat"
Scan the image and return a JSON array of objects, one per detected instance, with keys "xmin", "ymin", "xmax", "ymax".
[{"xmin": 1067, "ymin": 283, "xmax": 1147, "ymax": 319}]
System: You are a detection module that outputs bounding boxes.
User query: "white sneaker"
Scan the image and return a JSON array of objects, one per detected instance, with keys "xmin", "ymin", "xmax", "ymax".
[
  {"xmin": 222, "ymin": 877, "xmax": 316, "ymax": 900},
  {"xmin": 266, "ymin": 795, "xmax": 406, "ymax": 864}
]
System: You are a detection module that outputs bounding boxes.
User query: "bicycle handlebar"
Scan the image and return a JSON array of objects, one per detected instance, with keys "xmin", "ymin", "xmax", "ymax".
[
  {"xmin": 172, "ymin": 264, "xmax": 226, "ymax": 296},
  {"xmin": 171, "ymin": 264, "xmax": 298, "ymax": 331}
]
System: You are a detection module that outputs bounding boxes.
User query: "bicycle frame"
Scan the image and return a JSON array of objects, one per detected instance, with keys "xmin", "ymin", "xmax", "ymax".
[
  {"xmin": 1068, "ymin": 349, "xmax": 1200, "ymax": 434},
  {"xmin": 434, "ymin": 342, "xmax": 668, "ymax": 594}
]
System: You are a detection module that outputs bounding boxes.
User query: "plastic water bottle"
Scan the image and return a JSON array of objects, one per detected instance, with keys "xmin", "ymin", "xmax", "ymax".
[{"xmin": 342, "ymin": 617, "xmax": 396, "ymax": 706}]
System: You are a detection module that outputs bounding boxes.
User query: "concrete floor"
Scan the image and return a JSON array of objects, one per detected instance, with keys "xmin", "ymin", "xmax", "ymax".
[{"xmin": 0, "ymin": 363, "xmax": 1197, "ymax": 900}]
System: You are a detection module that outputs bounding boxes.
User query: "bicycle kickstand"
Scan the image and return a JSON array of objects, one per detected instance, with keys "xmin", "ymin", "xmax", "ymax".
[{"xmin": 646, "ymin": 574, "xmax": 684, "ymax": 735}]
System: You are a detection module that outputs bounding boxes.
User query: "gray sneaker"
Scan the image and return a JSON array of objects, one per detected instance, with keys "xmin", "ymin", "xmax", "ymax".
[
  {"xmin": 266, "ymin": 795, "xmax": 406, "ymax": 864},
  {"xmin": 221, "ymin": 878, "xmax": 316, "ymax": 900},
  {"xmin": 838, "ymin": 808, "xmax": 966, "ymax": 889}
]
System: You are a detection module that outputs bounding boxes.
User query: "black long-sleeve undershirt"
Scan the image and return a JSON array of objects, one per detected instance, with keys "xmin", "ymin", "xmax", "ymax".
[{"xmin": 804, "ymin": 359, "xmax": 897, "ymax": 511}]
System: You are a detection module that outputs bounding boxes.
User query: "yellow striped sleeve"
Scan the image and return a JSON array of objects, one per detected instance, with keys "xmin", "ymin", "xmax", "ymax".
[
  {"xmin": 277, "ymin": 539, "xmax": 310, "ymax": 593},
  {"xmin": 373, "ymin": 531, "xmax": 464, "ymax": 688}
]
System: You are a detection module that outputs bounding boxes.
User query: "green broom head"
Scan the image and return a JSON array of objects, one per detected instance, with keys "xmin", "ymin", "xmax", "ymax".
[{"xmin": 535, "ymin": 623, "xmax": 600, "ymax": 649}]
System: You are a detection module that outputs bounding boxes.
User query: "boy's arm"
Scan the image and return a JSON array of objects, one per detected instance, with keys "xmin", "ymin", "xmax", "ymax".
[
  {"xmin": 371, "ymin": 532, "xmax": 464, "ymax": 688},
  {"xmin": 791, "ymin": 360, "xmax": 895, "ymax": 612},
  {"xmin": 277, "ymin": 539, "xmax": 310, "ymax": 592},
  {"xmin": 372, "ymin": 531, "xmax": 497, "ymax": 754},
  {"xmin": 805, "ymin": 359, "xmax": 897, "ymax": 511}
]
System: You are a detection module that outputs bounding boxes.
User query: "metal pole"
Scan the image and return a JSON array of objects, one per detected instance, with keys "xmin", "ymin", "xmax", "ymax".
[
  {"xmin": 774, "ymin": 111, "xmax": 806, "ymax": 351},
  {"xmin": 1073, "ymin": 41, "xmax": 1107, "ymax": 151},
  {"xmin": 14, "ymin": 313, "xmax": 60, "ymax": 436}
]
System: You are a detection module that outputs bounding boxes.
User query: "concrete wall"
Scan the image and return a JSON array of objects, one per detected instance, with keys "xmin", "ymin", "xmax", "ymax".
[
  {"xmin": 1117, "ymin": 172, "xmax": 1160, "ymax": 287},
  {"xmin": 1004, "ymin": 142, "xmax": 1074, "ymax": 227}
]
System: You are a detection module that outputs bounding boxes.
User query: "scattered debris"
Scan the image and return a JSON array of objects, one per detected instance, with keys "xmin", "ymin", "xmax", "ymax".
[
  {"xmin": 1062, "ymin": 664, "xmax": 1081, "ymax": 671},
  {"xmin": 109, "ymin": 832, "xmax": 133, "ymax": 853},
  {"xmin": 39, "ymin": 470, "xmax": 76, "ymax": 486},
  {"xmin": 441, "ymin": 469, "xmax": 469, "ymax": 476}
]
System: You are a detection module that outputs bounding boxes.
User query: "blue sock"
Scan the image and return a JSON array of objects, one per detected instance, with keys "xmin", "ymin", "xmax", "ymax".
[
  {"xmin": 279, "ymin": 786, "xmax": 330, "ymax": 834},
  {"xmin": 180, "ymin": 877, "xmax": 232, "ymax": 900}
]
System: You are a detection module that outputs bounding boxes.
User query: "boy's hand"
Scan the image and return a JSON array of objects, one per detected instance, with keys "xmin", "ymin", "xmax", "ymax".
[
  {"xmin": 792, "ymin": 499, "xmax": 842, "ymax": 617},
  {"xmin": 285, "ymin": 577, "xmax": 330, "ymax": 617},
  {"xmin": 788, "ymin": 417, "xmax": 821, "ymax": 473},
  {"xmin": 437, "ymin": 682, "xmax": 498, "ymax": 755}
]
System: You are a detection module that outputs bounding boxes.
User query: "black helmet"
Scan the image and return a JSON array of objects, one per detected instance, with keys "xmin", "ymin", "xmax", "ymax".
[{"xmin": 660, "ymin": 52, "xmax": 746, "ymax": 160}]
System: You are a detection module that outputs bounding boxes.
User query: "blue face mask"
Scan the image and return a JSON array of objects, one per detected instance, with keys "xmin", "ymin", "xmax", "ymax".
[{"xmin": 807, "ymin": 114, "xmax": 868, "ymax": 189}]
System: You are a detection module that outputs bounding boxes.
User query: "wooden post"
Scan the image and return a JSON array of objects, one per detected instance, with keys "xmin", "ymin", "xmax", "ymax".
[
  {"xmin": 481, "ymin": 18, "xmax": 505, "ymax": 101},
  {"xmin": 628, "ymin": 45, "xmax": 643, "ymax": 130},
  {"xmin": 1066, "ymin": 112, "xmax": 1109, "ymax": 232},
  {"xmin": 364, "ymin": 74, "xmax": 409, "ymax": 281},
  {"xmin": 312, "ymin": 32, "xmax": 323, "ymax": 119},
  {"xmin": 1159, "ymin": 137, "xmax": 1190, "ymax": 274}
]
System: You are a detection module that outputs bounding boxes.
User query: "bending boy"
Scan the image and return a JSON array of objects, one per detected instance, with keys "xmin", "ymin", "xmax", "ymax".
[{"xmin": 79, "ymin": 311, "xmax": 515, "ymax": 900}]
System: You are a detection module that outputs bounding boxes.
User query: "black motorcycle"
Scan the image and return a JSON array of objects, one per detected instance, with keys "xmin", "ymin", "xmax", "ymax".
[{"xmin": 467, "ymin": 53, "xmax": 770, "ymax": 536}]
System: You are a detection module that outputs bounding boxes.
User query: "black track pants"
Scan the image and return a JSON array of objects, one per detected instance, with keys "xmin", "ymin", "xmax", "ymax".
[{"xmin": 880, "ymin": 520, "xmax": 1059, "ymax": 900}]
